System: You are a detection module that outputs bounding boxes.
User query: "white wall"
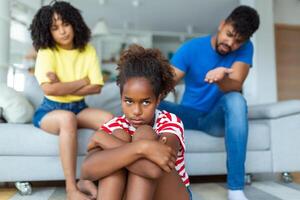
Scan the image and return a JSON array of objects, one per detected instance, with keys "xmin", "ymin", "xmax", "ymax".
[
  {"xmin": 153, "ymin": 36, "xmax": 182, "ymax": 59},
  {"xmin": 242, "ymin": 0, "xmax": 300, "ymax": 105},
  {"xmin": 274, "ymin": 0, "xmax": 300, "ymax": 25},
  {"xmin": 0, "ymin": 0, "xmax": 10, "ymax": 83},
  {"xmin": 240, "ymin": 0, "xmax": 278, "ymax": 105}
]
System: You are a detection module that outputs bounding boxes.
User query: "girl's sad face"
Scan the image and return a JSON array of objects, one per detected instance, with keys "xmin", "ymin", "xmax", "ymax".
[{"xmin": 121, "ymin": 77, "xmax": 160, "ymax": 128}]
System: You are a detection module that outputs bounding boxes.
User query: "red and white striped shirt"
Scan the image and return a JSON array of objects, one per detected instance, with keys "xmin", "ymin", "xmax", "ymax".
[{"xmin": 101, "ymin": 110, "xmax": 190, "ymax": 187}]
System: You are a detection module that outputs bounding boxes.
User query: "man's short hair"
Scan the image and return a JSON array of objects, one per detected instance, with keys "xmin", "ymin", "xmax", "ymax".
[{"xmin": 225, "ymin": 5, "xmax": 260, "ymax": 39}]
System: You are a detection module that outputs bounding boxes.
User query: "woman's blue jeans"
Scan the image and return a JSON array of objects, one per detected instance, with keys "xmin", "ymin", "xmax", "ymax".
[{"xmin": 159, "ymin": 92, "xmax": 248, "ymax": 190}]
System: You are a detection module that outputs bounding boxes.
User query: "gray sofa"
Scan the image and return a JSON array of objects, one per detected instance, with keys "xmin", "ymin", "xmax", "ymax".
[{"xmin": 1, "ymin": 75, "xmax": 300, "ymax": 192}]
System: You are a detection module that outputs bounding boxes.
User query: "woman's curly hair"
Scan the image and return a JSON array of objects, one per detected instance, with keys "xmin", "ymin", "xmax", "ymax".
[
  {"xmin": 30, "ymin": 1, "xmax": 91, "ymax": 51},
  {"xmin": 116, "ymin": 44, "xmax": 175, "ymax": 99}
]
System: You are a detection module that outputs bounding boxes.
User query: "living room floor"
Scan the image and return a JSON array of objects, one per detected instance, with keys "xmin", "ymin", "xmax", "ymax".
[{"xmin": 1, "ymin": 172, "xmax": 300, "ymax": 200}]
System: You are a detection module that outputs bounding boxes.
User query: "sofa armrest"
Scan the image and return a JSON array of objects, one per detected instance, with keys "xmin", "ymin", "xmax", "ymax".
[{"xmin": 248, "ymin": 100, "xmax": 300, "ymax": 119}]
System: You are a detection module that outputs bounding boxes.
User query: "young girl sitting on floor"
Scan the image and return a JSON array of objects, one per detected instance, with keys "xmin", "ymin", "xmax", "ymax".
[{"xmin": 78, "ymin": 44, "xmax": 192, "ymax": 200}]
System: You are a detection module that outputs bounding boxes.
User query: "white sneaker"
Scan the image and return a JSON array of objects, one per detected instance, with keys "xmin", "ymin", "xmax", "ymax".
[{"xmin": 228, "ymin": 190, "xmax": 248, "ymax": 200}]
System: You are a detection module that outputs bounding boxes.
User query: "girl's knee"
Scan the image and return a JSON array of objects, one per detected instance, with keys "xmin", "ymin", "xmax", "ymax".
[
  {"xmin": 112, "ymin": 129, "xmax": 131, "ymax": 142},
  {"xmin": 58, "ymin": 111, "xmax": 77, "ymax": 127},
  {"xmin": 57, "ymin": 110, "xmax": 76, "ymax": 119},
  {"xmin": 145, "ymin": 165, "xmax": 164, "ymax": 179},
  {"xmin": 132, "ymin": 125, "xmax": 157, "ymax": 141}
]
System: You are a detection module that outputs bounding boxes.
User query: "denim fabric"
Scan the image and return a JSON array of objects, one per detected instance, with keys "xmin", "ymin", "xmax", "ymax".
[
  {"xmin": 159, "ymin": 92, "xmax": 248, "ymax": 190},
  {"xmin": 187, "ymin": 186, "xmax": 193, "ymax": 200},
  {"xmin": 33, "ymin": 97, "xmax": 88, "ymax": 128}
]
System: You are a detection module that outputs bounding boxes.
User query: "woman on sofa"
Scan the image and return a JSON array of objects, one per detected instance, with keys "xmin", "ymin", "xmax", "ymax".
[{"xmin": 30, "ymin": 1, "xmax": 112, "ymax": 199}]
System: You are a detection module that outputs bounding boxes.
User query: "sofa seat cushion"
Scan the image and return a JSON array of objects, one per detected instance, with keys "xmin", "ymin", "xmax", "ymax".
[
  {"xmin": 0, "ymin": 124, "xmax": 93, "ymax": 156},
  {"xmin": 185, "ymin": 122, "xmax": 270, "ymax": 153}
]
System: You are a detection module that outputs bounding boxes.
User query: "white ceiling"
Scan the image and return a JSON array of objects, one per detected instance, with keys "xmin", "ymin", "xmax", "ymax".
[{"xmin": 17, "ymin": 0, "xmax": 239, "ymax": 34}]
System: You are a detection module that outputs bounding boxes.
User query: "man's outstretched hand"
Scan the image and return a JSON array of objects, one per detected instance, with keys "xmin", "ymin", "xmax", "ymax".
[{"xmin": 204, "ymin": 67, "xmax": 233, "ymax": 83}]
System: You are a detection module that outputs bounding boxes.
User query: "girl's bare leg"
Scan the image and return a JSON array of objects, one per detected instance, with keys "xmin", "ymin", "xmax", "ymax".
[
  {"xmin": 153, "ymin": 169, "xmax": 190, "ymax": 200},
  {"xmin": 77, "ymin": 108, "xmax": 113, "ymax": 198},
  {"xmin": 77, "ymin": 108, "xmax": 113, "ymax": 130},
  {"xmin": 125, "ymin": 125, "xmax": 159, "ymax": 200},
  {"xmin": 78, "ymin": 148, "xmax": 102, "ymax": 198},
  {"xmin": 77, "ymin": 180, "xmax": 97, "ymax": 199},
  {"xmin": 97, "ymin": 170, "xmax": 127, "ymax": 200},
  {"xmin": 40, "ymin": 110, "xmax": 90, "ymax": 200},
  {"xmin": 96, "ymin": 129, "xmax": 131, "ymax": 200},
  {"xmin": 125, "ymin": 173, "xmax": 157, "ymax": 200},
  {"xmin": 79, "ymin": 128, "xmax": 130, "ymax": 199}
]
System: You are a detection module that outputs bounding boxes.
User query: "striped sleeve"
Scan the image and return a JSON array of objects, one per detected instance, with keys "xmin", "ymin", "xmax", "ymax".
[
  {"xmin": 156, "ymin": 111, "xmax": 190, "ymax": 186},
  {"xmin": 156, "ymin": 111, "xmax": 186, "ymax": 151},
  {"xmin": 101, "ymin": 117, "xmax": 126, "ymax": 134},
  {"xmin": 100, "ymin": 116, "xmax": 132, "ymax": 134}
]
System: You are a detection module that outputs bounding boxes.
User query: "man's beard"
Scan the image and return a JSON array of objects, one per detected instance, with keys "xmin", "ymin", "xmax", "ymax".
[{"xmin": 215, "ymin": 40, "xmax": 232, "ymax": 55}]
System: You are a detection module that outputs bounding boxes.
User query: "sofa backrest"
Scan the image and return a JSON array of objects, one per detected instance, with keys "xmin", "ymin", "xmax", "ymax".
[
  {"xmin": 86, "ymin": 82, "xmax": 122, "ymax": 116},
  {"xmin": 22, "ymin": 73, "xmax": 43, "ymax": 109}
]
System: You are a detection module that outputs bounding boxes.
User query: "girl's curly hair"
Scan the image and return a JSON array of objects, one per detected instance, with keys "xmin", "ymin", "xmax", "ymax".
[
  {"xmin": 30, "ymin": 1, "xmax": 91, "ymax": 51},
  {"xmin": 116, "ymin": 44, "xmax": 175, "ymax": 99}
]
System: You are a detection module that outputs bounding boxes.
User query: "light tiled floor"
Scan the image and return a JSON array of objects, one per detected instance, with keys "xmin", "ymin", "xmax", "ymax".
[
  {"xmin": 0, "ymin": 188, "xmax": 17, "ymax": 199},
  {"xmin": 292, "ymin": 172, "xmax": 300, "ymax": 183},
  {"xmin": 1, "ymin": 172, "xmax": 300, "ymax": 200}
]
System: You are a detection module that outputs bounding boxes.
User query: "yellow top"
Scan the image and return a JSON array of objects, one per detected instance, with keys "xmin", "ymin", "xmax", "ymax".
[{"xmin": 35, "ymin": 44, "xmax": 103, "ymax": 103}]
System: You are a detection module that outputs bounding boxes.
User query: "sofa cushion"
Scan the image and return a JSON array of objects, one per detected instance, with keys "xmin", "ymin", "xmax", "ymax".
[
  {"xmin": 0, "ymin": 124, "xmax": 93, "ymax": 156},
  {"xmin": 0, "ymin": 84, "xmax": 34, "ymax": 123},
  {"xmin": 22, "ymin": 73, "xmax": 43, "ymax": 109},
  {"xmin": 185, "ymin": 122, "xmax": 270, "ymax": 153},
  {"xmin": 86, "ymin": 82, "xmax": 122, "ymax": 116}
]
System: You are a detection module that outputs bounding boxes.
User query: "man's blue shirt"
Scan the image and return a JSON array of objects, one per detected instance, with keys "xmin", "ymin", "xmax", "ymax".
[{"xmin": 171, "ymin": 35, "xmax": 253, "ymax": 112}]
